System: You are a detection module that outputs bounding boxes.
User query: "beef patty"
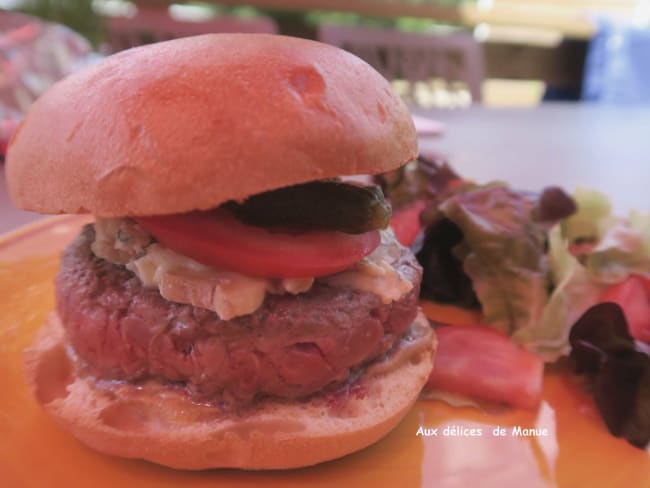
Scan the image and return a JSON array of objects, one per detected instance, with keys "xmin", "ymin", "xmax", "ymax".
[{"xmin": 56, "ymin": 225, "xmax": 422, "ymax": 405}]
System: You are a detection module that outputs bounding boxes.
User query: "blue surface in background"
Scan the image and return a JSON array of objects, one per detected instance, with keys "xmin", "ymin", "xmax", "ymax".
[{"xmin": 582, "ymin": 19, "xmax": 650, "ymax": 104}]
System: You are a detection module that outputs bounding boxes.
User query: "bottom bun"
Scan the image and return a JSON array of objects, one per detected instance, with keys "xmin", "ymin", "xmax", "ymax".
[{"xmin": 24, "ymin": 311, "xmax": 435, "ymax": 470}]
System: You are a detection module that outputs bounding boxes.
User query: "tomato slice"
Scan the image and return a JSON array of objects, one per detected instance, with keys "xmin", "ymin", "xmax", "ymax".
[
  {"xmin": 136, "ymin": 210, "xmax": 380, "ymax": 279},
  {"xmin": 426, "ymin": 325, "xmax": 544, "ymax": 410},
  {"xmin": 390, "ymin": 199, "xmax": 426, "ymax": 247},
  {"xmin": 601, "ymin": 275, "xmax": 650, "ymax": 343}
]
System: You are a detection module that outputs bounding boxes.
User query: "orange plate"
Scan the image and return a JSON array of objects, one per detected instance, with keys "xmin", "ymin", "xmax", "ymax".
[{"xmin": 1, "ymin": 216, "xmax": 649, "ymax": 488}]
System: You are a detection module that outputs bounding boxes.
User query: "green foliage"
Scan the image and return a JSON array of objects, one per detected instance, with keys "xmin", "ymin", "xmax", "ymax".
[
  {"xmin": 304, "ymin": 11, "xmax": 392, "ymax": 28},
  {"xmin": 11, "ymin": 0, "xmax": 467, "ymax": 47},
  {"xmin": 16, "ymin": 0, "xmax": 104, "ymax": 46}
]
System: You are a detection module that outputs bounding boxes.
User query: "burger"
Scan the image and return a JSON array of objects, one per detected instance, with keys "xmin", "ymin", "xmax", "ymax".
[{"xmin": 6, "ymin": 34, "xmax": 436, "ymax": 470}]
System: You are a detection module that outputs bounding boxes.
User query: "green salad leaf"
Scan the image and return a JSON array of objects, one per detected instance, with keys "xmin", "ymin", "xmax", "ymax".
[
  {"xmin": 514, "ymin": 226, "xmax": 607, "ymax": 361},
  {"xmin": 561, "ymin": 187, "xmax": 612, "ymax": 243},
  {"xmin": 409, "ymin": 156, "xmax": 648, "ymax": 362},
  {"xmin": 585, "ymin": 211, "xmax": 650, "ymax": 284},
  {"xmin": 394, "ymin": 156, "xmax": 650, "ymax": 448},
  {"xmin": 438, "ymin": 184, "xmax": 550, "ymax": 335},
  {"xmin": 516, "ymin": 190, "xmax": 650, "ymax": 360},
  {"xmin": 561, "ymin": 188, "xmax": 650, "ymax": 284}
]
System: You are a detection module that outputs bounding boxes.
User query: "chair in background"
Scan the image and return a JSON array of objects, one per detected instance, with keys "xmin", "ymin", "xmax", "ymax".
[
  {"xmin": 318, "ymin": 24, "xmax": 484, "ymax": 105},
  {"xmin": 106, "ymin": 8, "xmax": 278, "ymax": 52}
]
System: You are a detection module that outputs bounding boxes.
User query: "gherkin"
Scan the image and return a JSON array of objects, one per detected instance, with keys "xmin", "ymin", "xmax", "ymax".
[{"xmin": 225, "ymin": 180, "xmax": 392, "ymax": 234}]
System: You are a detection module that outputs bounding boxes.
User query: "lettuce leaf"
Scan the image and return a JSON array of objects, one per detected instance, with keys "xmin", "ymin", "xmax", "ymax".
[
  {"xmin": 560, "ymin": 187, "xmax": 613, "ymax": 243},
  {"xmin": 514, "ymin": 226, "xmax": 606, "ymax": 361},
  {"xmin": 439, "ymin": 184, "xmax": 550, "ymax": 335},
  {"xmin": 585, "ymin": 210, "xmax": 650, "ymax": 284},
  {"xmin": 569, "ymin": 302, "xmax": 650, "ymax": 449},
  {"xmin": 561, "ymin": 187, "xmax": 650, "ymax": 284},
  {"xmin": 415, "ymin": 177, "xmax": 647, "ymax": 361},
  {"xmin": 517, "ymin": 190, "xmax": 650, "ymax": 360}
]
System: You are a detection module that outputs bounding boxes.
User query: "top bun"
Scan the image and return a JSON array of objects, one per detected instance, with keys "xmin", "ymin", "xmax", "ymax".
[{"xmin": 6, "ymin": 34, "xmax": 417, "ymax": 216}]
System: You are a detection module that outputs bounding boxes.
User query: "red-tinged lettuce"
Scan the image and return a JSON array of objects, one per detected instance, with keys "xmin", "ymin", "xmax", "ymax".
[
  {"xmin": 374, "ymin": 155, "xmax": 462, "ymax": 209},
  {"xmin": 418, "ymin": 183, "xmax": 575, "ymax": 335},
  {"xmin": 519, "ymin": 190, "xmax": 650, "ymax": 360},
  {"xmin": 438, "ymin": 184, "xmax": 549, "ymax": 335},
  {"xmin": 416, "ymin": 216, "xmax": 480, "ymax": 308},
  {"xmin": 569, "ymin": 302, "xmax": 650, "ymax": 448},
  {"xmin": 413, "ymin": 174, "xmax": 650, "ymax": 362}
]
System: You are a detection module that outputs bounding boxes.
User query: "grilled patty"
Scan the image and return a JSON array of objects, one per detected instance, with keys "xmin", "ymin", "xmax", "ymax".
[{"xmin": 56, "ymin": 225, "xmax": 422, "ymax": 405}]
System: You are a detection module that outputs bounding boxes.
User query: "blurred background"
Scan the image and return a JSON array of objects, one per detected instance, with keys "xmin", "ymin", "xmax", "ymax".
[{"xmin": 2, "ymin": 0, "xmax": 650, "ymax": 113}]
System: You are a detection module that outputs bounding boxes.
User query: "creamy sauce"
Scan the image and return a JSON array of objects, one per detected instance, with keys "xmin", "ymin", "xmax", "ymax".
[
  {"xmin": 91, "ymin": 218, "xmax": 413, "ymax": 319},
  {"xmin": 127, "ymin": 244, "xmax": 313, "ymax": 320},
  {"xmin": 321, "ymin": 230, "xmax": 413, "ymax": 303}
]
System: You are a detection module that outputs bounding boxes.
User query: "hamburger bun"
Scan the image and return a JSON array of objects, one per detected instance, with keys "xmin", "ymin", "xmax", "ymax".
[
  {"xmin": 12, "ymin": 34, "xmax": 431, "ymax": 471},
  {"xmin": 25, "ymin": 312, "xmax": 434, "ymax": 470},
  {"xmin": 6, "ymin": 34, "xmax": 417, "ymax": 217}
]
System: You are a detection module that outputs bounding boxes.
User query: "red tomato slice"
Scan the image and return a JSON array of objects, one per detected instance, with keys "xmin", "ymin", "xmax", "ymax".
[
  {"xmin": 390, "ymin": 199, "xmax": 426, "ymax": 247},
  {"xmin": 427, "ymin": 325, "xmax": 544, "ymax": 410},
  {"xmin": 136, "ymin": 210, "xmax": 380, "ymax": 279},
  {"xmin": 601, "ymin": 275, "xmax": 650, "ymax": 343}
]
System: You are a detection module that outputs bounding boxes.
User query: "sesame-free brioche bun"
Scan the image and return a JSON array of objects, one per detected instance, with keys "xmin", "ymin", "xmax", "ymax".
[
  {"xmin": 6, "ymin": 34, "xmax": 417, "ymax": 217},
  {"xmin": 25, "ymin": 312, "xmax": 435, "ymax": 470}
]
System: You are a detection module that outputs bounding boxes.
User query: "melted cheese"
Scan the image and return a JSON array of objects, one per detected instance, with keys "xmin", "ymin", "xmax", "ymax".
[
  {"xmin": 92, "ymin": 218, "xmax": 413, "ymax": 319},
  {"xmin": 127, "ymin": 244, "xmax": 312, "ymax": 320},
  {"xmin": 320, "ymin": 230, "xmax": 413, "ymax": 303}
]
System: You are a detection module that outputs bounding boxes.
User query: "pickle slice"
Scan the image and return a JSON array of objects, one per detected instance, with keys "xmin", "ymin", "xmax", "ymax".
[{"xmin": 225, "ymin": 180, "xmax": 392, "ymax": 234}]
